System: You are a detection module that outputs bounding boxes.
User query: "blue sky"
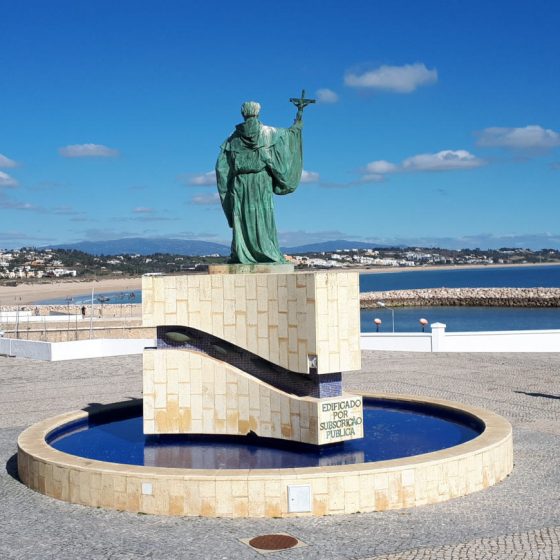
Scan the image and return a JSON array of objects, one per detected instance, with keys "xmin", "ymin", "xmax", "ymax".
[{"xmin": 2, "ymin": 0, "xmax": 560, "ymax": 250}]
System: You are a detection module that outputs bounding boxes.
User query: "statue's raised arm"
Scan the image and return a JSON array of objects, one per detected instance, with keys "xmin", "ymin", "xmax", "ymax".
[{"xmin": 289, "ymin": 89, "xmax": 316, "ymax": 122}]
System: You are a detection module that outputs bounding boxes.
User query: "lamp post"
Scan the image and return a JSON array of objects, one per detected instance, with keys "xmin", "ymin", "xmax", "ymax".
[
  {"xmin": 376, "ymin": 301, "xmax": 395, "ymax": 333},
  {"xmin": 374, "ymin": 318, "xmax": 382, "ymax": 332},
  {"xmin": 419, "ymin": 318, "xmax": 428, "ymax": 332}
]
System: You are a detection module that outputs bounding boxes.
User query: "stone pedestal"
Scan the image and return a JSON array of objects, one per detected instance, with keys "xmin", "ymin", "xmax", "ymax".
[{"xmin": 142, "ymin": 270, "xmax": 363, "ymax": 445}]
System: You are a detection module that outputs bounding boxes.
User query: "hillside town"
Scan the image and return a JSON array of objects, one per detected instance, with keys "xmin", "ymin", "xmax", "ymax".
[
  {"xmin": 290, "ymin": 247, "xmax": 560, "ymax": 269},
  {"xmin": 1, "ymin": 246, "xmax": 559, "ymax": 282},
  {"xmin": 0, "ymin": 248, "xmax": 77, "ymax": 280}
]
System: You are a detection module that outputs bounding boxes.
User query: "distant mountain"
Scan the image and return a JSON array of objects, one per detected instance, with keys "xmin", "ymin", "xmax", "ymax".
[
  {"xmin": 283, "ymin": 240, "xmax": 394, "ymax": 254},
  {"xmin": 48, "ymin": 238, "xmax": 230, "ymax": 256},
  {"xmin": 47, "ymin": 237, "xmax": 398, "ymax": 257}
]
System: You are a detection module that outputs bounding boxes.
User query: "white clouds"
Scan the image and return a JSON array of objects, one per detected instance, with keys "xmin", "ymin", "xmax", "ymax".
[
  {"xmin": 358, "ymin": 174, "xmax": 385, "ymax": 184},
  {"xmin": 365, "ymin": 160, "xmax": 398, "ymax": 174},
  {"xmin": 189, "ymin": 171, "xmax": 217, "ymax": 186},
  {"xmin": 0, "ymin": 198, "xmax": 40, "ymax": 211},
  {"xmin": 477, "ymin": 125, "xmax": 560, "ymax": 150},
  {"xmin": 402, "ymin": 150, "xmax": 484, "ymax": 171},
  {"xmin": 345, "ymin": 63, "xmax": 437, "ymax": 93},
  {"xmin": 124, "ymin": 207, "xmax": 177, "ymax": 222},
  {"xmin": 0, "ymin": 230, "xmax": 53, "ymax": 245},
  {"xmin": 316, "ymin": 88, "xmax": 339, "ymax": 103},
  {"xmin": 191, "ymin": 193, "xmax": 220, "ymax": 205},
  {"xmin": 300, "ymin": 170, "xmax": 320, "ymax": 183},
  {"xmin": 52, "ymin": 205, "xmax": 84, "ymax": 216},
  {"xmin": 0, "ymin": 154, "xmax": 17, "ymax": 168},
  {"xmin": 362, "ymin": 150, "xmax": 484, "ymax": 181},
  {"xmin": 0, "ymin": 171, "xmax": 18, "ymax": 187},
  {"xmin": 59, "ymin": 144, "xmax": 119, "ymax": 158},
  {"xmin": 360, "ymin": 160, "xmax": 399, "ymax": 183},
  {"xmin": 390, "ymin": 232, "xmax": 560, "ymax": 251}
]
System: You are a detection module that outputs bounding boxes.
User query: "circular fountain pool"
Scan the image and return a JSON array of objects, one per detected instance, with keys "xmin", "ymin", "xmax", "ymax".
[
  {"xmin": 47, "ymin": 398, "xmax": 483, "ymax": 469},
  {"xmin": 17, "ymin": 393, "xmax": 513, "ymax": 518}
]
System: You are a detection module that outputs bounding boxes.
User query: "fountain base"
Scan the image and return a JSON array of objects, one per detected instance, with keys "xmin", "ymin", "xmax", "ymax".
[{"xmin": 17, "ymin": 392, "xmax": 512, "ymax": 518}]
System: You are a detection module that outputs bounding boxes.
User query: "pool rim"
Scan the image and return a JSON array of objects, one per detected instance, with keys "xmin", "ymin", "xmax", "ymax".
[{"xmin": 17, "ymin": 391, "xmax": 513, "ymax": 517}]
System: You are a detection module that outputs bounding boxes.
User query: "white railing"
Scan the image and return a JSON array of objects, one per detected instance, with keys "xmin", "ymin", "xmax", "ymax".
[{"xmin": 361, "ymin": 322, "xmax": 560, "ymax": 352}]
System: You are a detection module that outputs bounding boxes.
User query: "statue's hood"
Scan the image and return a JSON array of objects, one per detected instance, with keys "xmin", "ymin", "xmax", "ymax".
[
  {"xmin": 231, "ymin": 118, "xmax": 277, "ymax": 150},
  {"xmin": 235, "ymin": 118, "xmax": 261, "ymax": 148}
]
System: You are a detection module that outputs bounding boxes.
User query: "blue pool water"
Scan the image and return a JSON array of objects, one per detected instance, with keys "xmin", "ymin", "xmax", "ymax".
[{"xmin": 48, "ymin": 399, "xmax": 482, "ymax": 469}]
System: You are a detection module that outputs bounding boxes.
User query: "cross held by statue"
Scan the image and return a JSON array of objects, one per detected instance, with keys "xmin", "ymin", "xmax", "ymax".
[{"xmin": 289, "ymin": 89, "xmax": 316, "ymax": 110}]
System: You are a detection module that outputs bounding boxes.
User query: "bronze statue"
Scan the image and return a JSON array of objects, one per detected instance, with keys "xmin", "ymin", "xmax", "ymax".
[{"xmin": 215, "ymin": 92, "xmax": 314, "ymax": 264}]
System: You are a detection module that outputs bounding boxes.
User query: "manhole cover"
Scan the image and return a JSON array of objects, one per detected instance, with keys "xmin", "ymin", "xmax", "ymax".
[{"xmin": 248, "ymin": 534, "xmax": 299, "ymax": 551}]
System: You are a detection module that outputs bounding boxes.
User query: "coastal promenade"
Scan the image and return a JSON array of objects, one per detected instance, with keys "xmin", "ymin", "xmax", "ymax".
[{"xmin": 1, "ymin": 351, "xmax": 559, "ymax": 559}]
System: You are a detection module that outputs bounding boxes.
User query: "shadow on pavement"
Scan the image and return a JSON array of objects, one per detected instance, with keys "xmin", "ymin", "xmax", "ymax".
[
  {"xmin": 6, "ymin": 453, "xmax": 19, "ymax": 481},
  {"xmin": 514, "ymin": 390, "xmax": 560, "ymax": 400}
]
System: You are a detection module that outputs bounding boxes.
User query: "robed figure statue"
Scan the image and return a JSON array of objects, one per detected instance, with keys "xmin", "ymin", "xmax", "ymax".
[{"xmin": 216, "ymin": 95, "xmax": 313, "ymax": 264}]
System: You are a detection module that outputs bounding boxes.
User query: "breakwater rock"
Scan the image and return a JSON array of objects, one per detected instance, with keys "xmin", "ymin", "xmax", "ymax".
[{"xmin": 360, "ymin": 287, "xmax": 560, "ymax": 308}]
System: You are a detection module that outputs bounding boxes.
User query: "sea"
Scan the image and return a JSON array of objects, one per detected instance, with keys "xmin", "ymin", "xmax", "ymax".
[{"xmin": 39, "ymin": 265, "xmax": 560, "ymax": 332}]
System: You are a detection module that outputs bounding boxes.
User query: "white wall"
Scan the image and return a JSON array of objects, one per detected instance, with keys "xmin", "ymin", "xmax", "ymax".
[
  {"xmin": 0, "ymin": 311, "xmax": 33, "ymax": 319},
  {"xmin": 0, "ymin": 338, "xmax": 155, "ymax": 360},
  {"xmin": 360, "ymin": 333, "xmax": 432, "ymax": 352},
  {"xmin": 0, "ymin": 314, "xmax": 79, "ymax": 323},
  {"xmin": 360, "ymin": 323, "xmax": 560, "ymax": 353},
  {"xmin": 0, "ymin": 338, "xmax": 52, "ymax": 360},
  {"xmin": 2, "ymin": 328, "xmax": 559, "ymax": 360},
  {"xmin": 50, "ymin": 338, "xmax": 156, "ymax": 361},
  {"xmin": 441, "ymin": 330, "xmax": 560, "ymax": 352}
]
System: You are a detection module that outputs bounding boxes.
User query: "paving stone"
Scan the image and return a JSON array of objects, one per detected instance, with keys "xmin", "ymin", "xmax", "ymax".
[{"xmin": 1, "ymin": 352, "xmax": 559, "ymax": 559}]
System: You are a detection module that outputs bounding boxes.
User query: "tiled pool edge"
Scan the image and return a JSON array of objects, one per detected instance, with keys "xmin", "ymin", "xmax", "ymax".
[{"xmin": 17, "ymin": 393, "xmax": 513, "ymax": 518}]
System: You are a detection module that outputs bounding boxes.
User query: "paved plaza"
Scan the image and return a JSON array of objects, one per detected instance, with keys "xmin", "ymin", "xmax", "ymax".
[{"xmin": 1, "ymin": 351, "xmax": 559, "ymax": 559}]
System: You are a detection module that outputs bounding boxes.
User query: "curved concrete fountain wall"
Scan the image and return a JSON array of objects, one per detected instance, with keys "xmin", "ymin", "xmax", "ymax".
[{"xmin": 17, "ymin": 393, "xmax": 513, "ymax": 518}]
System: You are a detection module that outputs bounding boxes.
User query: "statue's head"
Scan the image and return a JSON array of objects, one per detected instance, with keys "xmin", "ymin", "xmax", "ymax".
[{"xmin": 241, "ymin": 101, "xmax": 261, "ymax": 119}]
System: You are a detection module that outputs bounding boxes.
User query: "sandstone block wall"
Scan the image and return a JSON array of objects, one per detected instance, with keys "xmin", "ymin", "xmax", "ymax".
[
  {"xmin": 143, "ymin": 348, "xmax": 363, "ymax": 445},
  {"xmin": 143, "ymin": 272, "xmax": 361, "ymax": 375}
]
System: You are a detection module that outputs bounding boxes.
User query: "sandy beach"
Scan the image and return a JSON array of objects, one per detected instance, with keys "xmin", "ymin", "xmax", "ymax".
[{"xmin": 0, "ymin": 277, "xmax": 142, "ymax": 305}]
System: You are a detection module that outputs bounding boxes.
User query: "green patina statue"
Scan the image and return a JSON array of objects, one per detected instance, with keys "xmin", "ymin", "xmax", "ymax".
[{"xmin": 216, "ymin": 91, "xmax": 315, "ymax": 264}]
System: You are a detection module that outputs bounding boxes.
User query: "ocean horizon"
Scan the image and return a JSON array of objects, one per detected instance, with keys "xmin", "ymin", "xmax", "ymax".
[{"xmin": 359, "ymin": 264, "xmax": 560, "ymax": 292}]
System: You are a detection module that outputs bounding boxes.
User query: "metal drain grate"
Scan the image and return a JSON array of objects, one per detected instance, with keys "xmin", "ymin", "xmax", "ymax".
[{"xmin": 248, "ymin": 534, "xmax": 299, "ymax": 551}]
